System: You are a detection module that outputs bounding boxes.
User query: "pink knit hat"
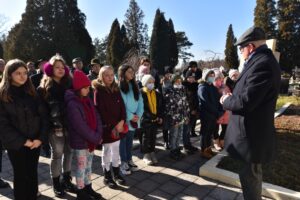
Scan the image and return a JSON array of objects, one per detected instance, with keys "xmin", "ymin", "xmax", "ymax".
[{"xmin": 72, "ymin": 70, "xmax": 91, "ymax": 91}]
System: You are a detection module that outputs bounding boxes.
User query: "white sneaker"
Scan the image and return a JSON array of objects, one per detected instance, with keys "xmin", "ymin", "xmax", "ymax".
[
  {"xmin": 128, "ymin": 160, "xmax": 138, "ymax": 171},
  {"xmin": 213, "ymin": 143, "xmax": 222, "ymax": 151},
  {"xmin": 120, "ymin": 162, "xmax": 131, "ymax": 175},
  {"xmin": 143, "ymin": 153, "xmax": 153, "ymax": 165},
  {"xmin": 150, "ymin": 152, "xmax": 158, "ymax": 164}
]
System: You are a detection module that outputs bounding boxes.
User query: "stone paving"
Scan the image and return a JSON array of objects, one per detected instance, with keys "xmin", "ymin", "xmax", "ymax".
[{"xmin": 0, "ymin": 131, "xmax": 272, "ymax": 200}]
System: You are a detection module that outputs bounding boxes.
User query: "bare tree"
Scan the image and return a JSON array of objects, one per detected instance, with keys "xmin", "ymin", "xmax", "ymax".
[{"xmin": 0, "ymin": 14, "xmax": 8, "ymax": 34}]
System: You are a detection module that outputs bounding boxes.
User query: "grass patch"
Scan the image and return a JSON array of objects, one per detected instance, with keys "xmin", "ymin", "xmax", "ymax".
[
  {"xmin": 217, "ymin": 131, "xmax": 300, "ymax": 191},
  {"xmin": 276, "ymin": 95, "xmax": 300, "ymax": 110}
]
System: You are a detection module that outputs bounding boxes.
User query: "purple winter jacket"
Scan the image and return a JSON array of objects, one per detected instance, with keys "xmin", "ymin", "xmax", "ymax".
[{"xmin": 65, "ymin": 90, "xmax": 103, "ymax": 149}]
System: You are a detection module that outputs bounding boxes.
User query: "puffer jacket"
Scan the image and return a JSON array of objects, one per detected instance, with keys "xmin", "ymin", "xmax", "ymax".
[{"xmin": 0, "ymin": 85, "xmax": 49, "ymax": 150}]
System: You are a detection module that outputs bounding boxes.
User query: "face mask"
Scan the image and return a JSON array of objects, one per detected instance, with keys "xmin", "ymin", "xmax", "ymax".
[
  {"xmin": 146, "ymin": 83, "xmax": 154, "ymax": 90},
  {"xmin": 173, "ymin": 84, "xmax": 182, "ymax": 89},
  {"xmin": 207, "ymin": 77, "xmax": 215, "ymax": 84}
]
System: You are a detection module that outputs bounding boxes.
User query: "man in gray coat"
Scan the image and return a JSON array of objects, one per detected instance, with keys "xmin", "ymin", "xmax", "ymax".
[{"xmin": 220, "ymin": 26, "xmax": 281, "ymax": 200}]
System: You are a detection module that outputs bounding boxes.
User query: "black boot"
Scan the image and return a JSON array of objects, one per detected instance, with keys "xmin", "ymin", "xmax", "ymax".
[
  {"xmin": 163, "ymin": 130, "xmax": 170, "ymax": 149},
  {"xmin": 103, "ymin": 169, "xmax": 117, "ymax": 188},
  {"xmin": 112, "ymin": 167, "xmax": 126, "ymax": 185},
  {"xmin": 52, "ymin": 176, "xmax": 65, "ymax": 197},
  {"xmin": 62, "ymin": 171, "xmax": 77, "ymax": 193},
  {"xmin": 0, "ymin": 178, "xmax": 9, "ymax": 188},
  {"xmin": 85, "ymin": 184, "xmax": 103, "ymax": 200},
  {"xmin": 77, "ymin": 188, "xmax": 93, "ymax": 200}
]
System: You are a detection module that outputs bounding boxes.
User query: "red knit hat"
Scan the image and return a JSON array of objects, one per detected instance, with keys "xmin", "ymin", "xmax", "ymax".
[{"xmin": 72, "ymin": 70, "xmax": 91, "ymax": 90}]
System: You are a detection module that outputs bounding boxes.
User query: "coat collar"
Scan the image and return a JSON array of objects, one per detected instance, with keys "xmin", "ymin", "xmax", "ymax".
[{"xmin": 236, "ymin": 45, "xmax": 268, "ymax": 83}]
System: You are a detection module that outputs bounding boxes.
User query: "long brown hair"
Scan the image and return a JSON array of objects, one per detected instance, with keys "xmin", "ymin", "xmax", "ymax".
[
  {"xmin": 0, "ymin": 59, "xmax": 36, "ymax": 102},
  {"xmin": 92, "ymin": 66, "xmax": 119, "ymax": 93},
  {"xmin": 118, "ymin": 64, "xmax": 139, "ymax": 101}
]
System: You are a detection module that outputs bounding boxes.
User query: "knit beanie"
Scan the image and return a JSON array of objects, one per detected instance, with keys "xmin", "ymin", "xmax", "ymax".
[
  {"xmin": 229, "ymin": 69, "xmax": 239, "ymax": 79},
  {"xmin": 141, "ymin": 74, "xmax": 154, "ymax": 87},
  {"xmin": 213, "ymin": 69, "xmax": 224, "ymax": 80},
  {"xmin": 72, "ymin": 70, "xmax": 91, "ymax": 90}
]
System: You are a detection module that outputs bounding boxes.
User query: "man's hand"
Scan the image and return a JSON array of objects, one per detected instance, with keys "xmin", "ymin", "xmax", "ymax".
[{"xmin": 220, "ymin": 93, "xmax": 232, "ymax": 104}]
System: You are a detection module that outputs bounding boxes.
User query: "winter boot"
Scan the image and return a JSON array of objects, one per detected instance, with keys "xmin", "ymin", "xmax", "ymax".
[
  {"xmin": 62, "ymin": 171, "xmax": 77, "ymax": 193},
  {"xmin": 163, "ymin": 130, "xmax": 170, "ymax": 149},
  {"xmin": 112, "ymin": 167, "xmax": 126, "ymax": 185},
  {"xmin": 76, "ymin": 188, "xmax": 93, "ymax": 200},
  {"xmin": 52, "ymin": 176, "xmax": 65, "ymax": 197},
  {"xmin": 103, "ymin": 169, "xmax": 117, "ymax": 188},
  {"xmin": 84, "ymin": 184, "xmax": 103, "ymax": 200}
]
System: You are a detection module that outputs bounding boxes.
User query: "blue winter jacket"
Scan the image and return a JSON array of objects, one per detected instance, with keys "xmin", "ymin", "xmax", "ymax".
[{"xmin": 120, "ymin": 84, "xmax": 144, "ymax": 131}]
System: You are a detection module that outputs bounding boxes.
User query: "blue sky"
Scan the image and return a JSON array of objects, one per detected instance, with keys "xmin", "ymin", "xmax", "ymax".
[{"xmin": 0, "ymin": 0, "xmax": 256, "ymax": 61}]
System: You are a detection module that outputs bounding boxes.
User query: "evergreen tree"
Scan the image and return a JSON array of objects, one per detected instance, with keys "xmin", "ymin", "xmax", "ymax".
[
  {"xmin": 224, "ymin": 24, "xmax": 239, "ymax": 69},
  {"xmin": 176, "ymin": 31, "xmax": 194, "ymax": 62},
  {"xmin": 277, "ymin": 0, "xmax": 300, "ymax": 71},
  {"xmin": 254, "ymin": 0, "xmax": 277, "ymax": 38},
  {"xmin": 120, "ymin": 25, "xmax": 131, "ymax": 57},
  {"xmin": 149, "ymin": 9, "xmax": 170, "ymax": 75},
  {"xmin": 106, "ymin": 19, "xmax": 126, "ymax": 71},
  {"xmin": 93, "ymin": 36, "xmax": 107, "ymax": 64},
  {"xmin": 168, "ymin": 19, "xmax": 178, "ymax": 68},
  {"xmin": 124, "ymin": 0, "xmax": 149, "ymax": 54},
  {"xmin": 4, "ymin": 0, "xmax": 94, "ymax": 64}
]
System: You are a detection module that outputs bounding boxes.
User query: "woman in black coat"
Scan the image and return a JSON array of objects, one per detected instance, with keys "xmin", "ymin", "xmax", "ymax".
[{"xmin": 0, "ymin": 59, "xmax": 49, "ymax": 200}]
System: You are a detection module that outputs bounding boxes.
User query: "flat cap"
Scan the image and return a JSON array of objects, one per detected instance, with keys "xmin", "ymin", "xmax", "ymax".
[
  {"xmin": 235, "ymin": 26, "xmax": 266, "ymax": 46},
  {"xmin": 72, "ymin": 57, "xmax": 82, "ymax": 63}
]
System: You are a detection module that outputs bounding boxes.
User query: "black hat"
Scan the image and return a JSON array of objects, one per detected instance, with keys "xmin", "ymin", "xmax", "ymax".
[
  {"xmin": 235, "ymin": 26, "xmax": 266, "ymax": 46},
  {"xmin": 35, "ymin": 58, "xmax": 46, "ymax": 69},
  {"xmin": 90, "ymin": 58, "xmax": 101, "ymax": 66},
  {"xmin": 164, "ymin": 66, "xmax": 173, "ymax": 75},
  {"xmin": 72, "ymin": 57, "xmax": 82, "ymax": 63},
  {"xmin": 185, "ymin": 70, "xmax": 196, "ymax": 78},
  {"xmin": 188, "ymin": 61, "xmax": 197, "ymax": 68}
]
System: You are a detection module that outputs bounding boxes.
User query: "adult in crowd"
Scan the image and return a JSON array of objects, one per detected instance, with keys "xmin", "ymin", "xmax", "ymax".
[
  {"xmin": 183, "ymin": 61, "xmax": 202, "ymax": 81},
  {"xmin": 27, "ymin": 61, "xmax": 37, "ymax": 77},
  {"xmin": 220, "ymin": 26, "xmax": 281, "ymax": 200},
  {"xmin": 71, "ymin": 57, "xmax": 89, "ymax": 75},
  {"xmin": 30, "ymin": 58, "xmax": 47, "ymax": 89},
  {"xmin": 88, "ymin": 58, "xmax": 102, "ymax": 81}
]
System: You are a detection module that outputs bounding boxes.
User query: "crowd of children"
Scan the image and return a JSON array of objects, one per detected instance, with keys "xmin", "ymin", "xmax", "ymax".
[{"xmin": 0, "ymin": 55, "xmax": 239, "ymax": 200}]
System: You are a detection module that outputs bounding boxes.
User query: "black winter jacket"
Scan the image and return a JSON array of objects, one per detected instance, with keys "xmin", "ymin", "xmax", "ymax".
[{"xmin": 0, "ymin": 86, "xmax": 49, "ymax": 150}]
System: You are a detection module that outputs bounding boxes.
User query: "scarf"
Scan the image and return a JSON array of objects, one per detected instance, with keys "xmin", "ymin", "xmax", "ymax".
[
  {"xmin": 79, "ymin": 97, "xmax": 97, "ymax": 152},
  {"xmin": 143, "ymin": 87, "xmax": 157, "ymax": 114}
]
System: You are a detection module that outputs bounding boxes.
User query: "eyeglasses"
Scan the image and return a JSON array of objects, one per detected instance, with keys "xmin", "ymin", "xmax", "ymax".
[{"xmin": 239, "ymin": 43, "xmax": 250, "ymax": 51}]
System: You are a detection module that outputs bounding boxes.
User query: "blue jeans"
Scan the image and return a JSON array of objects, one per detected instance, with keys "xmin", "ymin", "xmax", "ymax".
[
  {"xmin": 182, "ymin": 123, "xmax": 191, "ymax": 147},
  {"xmin": 170, "ymin": 124, "xmax": 183, "ymax": 150},
  {"xmin": 119, "ymin": 130, "xmax": 135, "ymax": 162}
]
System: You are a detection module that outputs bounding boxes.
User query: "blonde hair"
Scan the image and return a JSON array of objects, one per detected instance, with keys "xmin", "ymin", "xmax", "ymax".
[
  {"xmin": 92, "ymin": 65, "xmax": 119, "ymax": 92},
  {"xmin": 49, "ymin": 54, "xmax": 66, "ymax": 66}
]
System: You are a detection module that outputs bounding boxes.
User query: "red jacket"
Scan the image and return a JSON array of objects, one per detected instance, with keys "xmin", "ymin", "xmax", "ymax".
[{"xmin": 94, "ymin": 85, "xmax": 126, "ymax": 144}]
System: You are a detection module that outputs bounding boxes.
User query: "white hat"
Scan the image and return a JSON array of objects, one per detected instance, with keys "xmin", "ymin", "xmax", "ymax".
[{"xmin": 141, "ymin": 74, "xmax": 154, "ymax": 87}]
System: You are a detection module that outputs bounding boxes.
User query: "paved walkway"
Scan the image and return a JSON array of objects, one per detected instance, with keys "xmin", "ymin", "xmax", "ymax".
[{"xmin": 0, "ymin": 131, "xmax": 272, "ymax": 200}]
